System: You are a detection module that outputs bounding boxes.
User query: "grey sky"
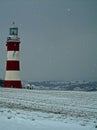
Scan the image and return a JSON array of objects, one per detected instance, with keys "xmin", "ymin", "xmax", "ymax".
[{"xmin": 0, "ymin": 0, "xmax": 97, "ymax": 81}]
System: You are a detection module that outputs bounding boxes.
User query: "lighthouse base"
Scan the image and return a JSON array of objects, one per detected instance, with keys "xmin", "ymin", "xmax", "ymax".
[{"xmin": 4, "ymin": 80, "xmax": 22, "ymax": 88}]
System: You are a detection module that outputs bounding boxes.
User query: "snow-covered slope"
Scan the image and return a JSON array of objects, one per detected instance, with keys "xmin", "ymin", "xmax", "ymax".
[{"xmin": 0, "ymin": 88, "xmax": 97, "ymax": 130}]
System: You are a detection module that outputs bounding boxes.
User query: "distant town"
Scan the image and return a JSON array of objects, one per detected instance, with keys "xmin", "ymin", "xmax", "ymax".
[{"xmin": 0, "ymin": 79, "xmax": 97, "ymax": 91}]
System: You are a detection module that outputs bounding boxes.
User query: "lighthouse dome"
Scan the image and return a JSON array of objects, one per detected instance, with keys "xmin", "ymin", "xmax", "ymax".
[
  {"xmin": 9, "ymin": 22, "xmax": 18, "ymax": 36},
  {"xmin": 7, "ymin": 22, "xmax": 20, "ymax": 42}
]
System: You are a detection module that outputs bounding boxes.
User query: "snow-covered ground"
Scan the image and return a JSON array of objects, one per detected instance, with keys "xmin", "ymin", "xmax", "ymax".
[{"xmin": 0, "ymin": 88, "xmax": 97, "ymax": 130}]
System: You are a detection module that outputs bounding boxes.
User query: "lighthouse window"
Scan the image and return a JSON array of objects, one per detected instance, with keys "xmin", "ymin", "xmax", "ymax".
[{"xmin": 10, "ymin": 28, "xmax": 18, "ymax": 35}]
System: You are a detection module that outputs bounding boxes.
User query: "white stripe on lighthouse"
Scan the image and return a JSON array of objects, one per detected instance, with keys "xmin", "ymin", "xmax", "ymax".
[
  {"xmin": 7, "ymin": 51, "xmax": 19, "ymax": 61},
  {"xmin": 5, "ymin": 71, "xmax": 21, "ymax": 80}
]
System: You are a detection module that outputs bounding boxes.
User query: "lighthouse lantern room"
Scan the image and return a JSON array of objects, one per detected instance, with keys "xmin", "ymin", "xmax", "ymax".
[{"xmin": 4, "ymin": 22, "xmax": 22, "ymax": 88}]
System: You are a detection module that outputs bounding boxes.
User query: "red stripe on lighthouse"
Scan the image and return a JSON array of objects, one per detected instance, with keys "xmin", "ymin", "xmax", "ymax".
[
  {"xmin": 6, "ymin": 61, "xmax": 20, "ymax": 70},
  {"xmin": 4, "ymin": 80, "xmax": 22, "ymax": 88},
  {"xmin": 6, "ymin": 42, "xmax": 20, "ymax": 51}
]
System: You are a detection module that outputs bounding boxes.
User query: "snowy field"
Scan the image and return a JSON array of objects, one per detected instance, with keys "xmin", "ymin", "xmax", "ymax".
[{"xmin": 0, "ymin": 88, "xmax": 97, "ymax": 130}]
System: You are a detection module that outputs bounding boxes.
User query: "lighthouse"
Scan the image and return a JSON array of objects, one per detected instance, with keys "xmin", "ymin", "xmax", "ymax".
[{"xmin": 4, "ymin": 22, "xmax": 22, "ymax": 88}]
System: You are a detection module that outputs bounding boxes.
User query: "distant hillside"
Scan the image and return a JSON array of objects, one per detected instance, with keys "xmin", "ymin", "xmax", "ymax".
[
  {"xmin": 1, "ymin": 79, "xmax": 97, "ymax": 91},
  {"xmin": 23, "ymin": 80, "xmax": 97, "ymax": 91},
  {"xmin": 0, "ymin": 79, "xmax": 4, "ymax": 87}
]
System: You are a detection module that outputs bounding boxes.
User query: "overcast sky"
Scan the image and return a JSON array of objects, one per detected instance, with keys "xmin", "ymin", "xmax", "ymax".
[{"xmin": 0, "ymin": 0, "xmax": 97, "ymax": 81}]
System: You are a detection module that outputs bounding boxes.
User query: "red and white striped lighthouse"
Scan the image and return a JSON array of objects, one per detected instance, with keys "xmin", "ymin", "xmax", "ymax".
[{"xmin": 4, "ymin": 22, "xmax": 22, "ymax": 88}]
